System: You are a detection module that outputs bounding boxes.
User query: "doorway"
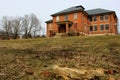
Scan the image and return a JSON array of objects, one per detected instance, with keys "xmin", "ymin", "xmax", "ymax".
[{"xmin": 58, "ymin": 24, "xmax": 66, "ymax": 33}]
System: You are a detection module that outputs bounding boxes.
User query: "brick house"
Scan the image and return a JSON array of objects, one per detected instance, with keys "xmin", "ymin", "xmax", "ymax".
[{"xmin": 45, "ymin": 5, "xmax": 118, "ymax": 37}]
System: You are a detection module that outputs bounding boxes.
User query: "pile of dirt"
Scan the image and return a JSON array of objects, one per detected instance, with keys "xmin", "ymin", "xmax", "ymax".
[{"xmin": 53, "ymin": 65, "xmax": 116, "ymax": 80}]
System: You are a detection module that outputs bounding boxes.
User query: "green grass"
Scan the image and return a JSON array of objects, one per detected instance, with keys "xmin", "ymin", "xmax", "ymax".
[{"xmin": 0, "ymin": 35, "xmax": 120, "ymax": 80}]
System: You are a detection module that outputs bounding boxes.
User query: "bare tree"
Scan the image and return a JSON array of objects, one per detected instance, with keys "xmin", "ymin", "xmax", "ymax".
[
  {"xmin": 21, "ymin": 15, "xmax": 30, "ymax": 38},
  {"xmin": 1, "ymin": 13, "xmax": 41, "ymax": 39},
  {"xmin": 30, "ymin": 14, "xmax": 41, "ymax": 38},
  {"xmin": 10, "ymin": 17, "xmax": 22, "ymax": 39},
  {"xmin": 22, "ymin": 13, "xmax": 41, "ymax": 38},
  {"xmin": 1, "ymin": 16, "xmax": 11, "ymax": 39}
]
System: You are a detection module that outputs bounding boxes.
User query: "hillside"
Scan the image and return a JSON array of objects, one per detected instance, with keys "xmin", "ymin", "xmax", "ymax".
[{"xmin": 0, "ymin": 36, "xmax": 120, "ymax": 80}]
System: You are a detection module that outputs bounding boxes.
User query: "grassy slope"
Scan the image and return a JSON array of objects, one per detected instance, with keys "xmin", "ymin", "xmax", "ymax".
[{"xmin": 0, "ymin": 35, "xmax": 120, "ymax": 80}]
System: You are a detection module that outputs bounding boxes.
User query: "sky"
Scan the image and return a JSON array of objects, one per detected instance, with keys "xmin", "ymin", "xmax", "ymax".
[{"xmin": 0, "ymin": 0, "xmax": 120, "ymax": 34}]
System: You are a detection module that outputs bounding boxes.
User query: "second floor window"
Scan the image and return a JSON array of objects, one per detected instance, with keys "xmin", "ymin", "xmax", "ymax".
[
  {"xmin": 48, "ymin": 24, "xmax": 52, "ymax": 30},
  {"xmin": 93, "ymin": 16, "xmax": 97, "ymax": 21},
  {"xmin": 56, "ymin": 16, "xmax": 59, "ymax": 21},
  {"xmin": 105, "ymin": 15, "xmax": 108, "ymax": 20},
  {"xmin": 100, "ymin": 15, "xmax": 109, "ymax": 21},
  {"xmin": 74, "ymin": 13, "xmax": 77, "ymax": 20},
  {"xmin": 89, "ymin": 17, "xmax": 92, "ymax": 22},
  {"xmin": 100, "ymin": 15, "xmax": 104, "ymax": 21},
  {"xmin": 64, "ymin": 15, "xmax": 68, "ymax": 21}
]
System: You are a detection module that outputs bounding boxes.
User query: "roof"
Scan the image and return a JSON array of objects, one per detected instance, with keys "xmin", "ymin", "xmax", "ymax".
[
  {"xmin": 51, "ymin": 5, "xmax": 85, "ymax": 16},
  {"xmin": 45, "ymin": 19, "xmax": 53, "ymax": 23},
  {"xmin": 86, "ymin": 8, "xmax": 114, "ymax": 15},
  {"xmin": 45, "ymin": 6, "xmax": 117, "ymax": 23}
]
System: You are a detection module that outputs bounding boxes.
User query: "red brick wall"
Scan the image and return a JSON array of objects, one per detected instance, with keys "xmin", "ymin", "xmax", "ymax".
[{"xmin": 88, "ymin": 13, "xmax": 118, "ymax": 35}]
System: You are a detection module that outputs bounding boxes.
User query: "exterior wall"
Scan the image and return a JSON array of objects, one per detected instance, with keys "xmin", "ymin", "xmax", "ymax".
[
  {"xmin": 88, "ymin": 13, "xmax": 118, "ymax": 35},
  {"xmin": 46, "ymin": 22, "xmax": 56, "ymax": 37},
  {"xmin": 52, "ymin": 11, "xmax": 88, "ymax": 34},
  {"xmin": 46, "ymin": 11, "xmax": 118, "ymax": 37}
]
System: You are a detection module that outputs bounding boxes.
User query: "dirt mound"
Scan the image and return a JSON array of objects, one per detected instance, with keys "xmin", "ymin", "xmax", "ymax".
[{"xmin": 53, "ymin": 65, "xmax": 114, "ymax": 80}]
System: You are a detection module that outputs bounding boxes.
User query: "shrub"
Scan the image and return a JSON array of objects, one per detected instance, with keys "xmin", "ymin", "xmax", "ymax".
[{"xmin": 67, "ymin": 31, "xmax": 78, "ymax": 36}]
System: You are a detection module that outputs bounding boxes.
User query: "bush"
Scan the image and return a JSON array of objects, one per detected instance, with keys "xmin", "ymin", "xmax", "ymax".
[{"xmin": 67, "ymin": 31, "xmax": 79, "ymax": 36}]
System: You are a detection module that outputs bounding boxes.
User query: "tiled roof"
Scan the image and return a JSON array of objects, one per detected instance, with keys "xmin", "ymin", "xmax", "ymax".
[
  {"xmin": 86, "ymin": 8, "xmax": 114, "ymax": 15},
  {"xmin": 51, "ymin": 5, "xmax": 85, "ymax": 16}
]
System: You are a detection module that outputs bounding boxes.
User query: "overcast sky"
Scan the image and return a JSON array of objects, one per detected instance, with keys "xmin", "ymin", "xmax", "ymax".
[{"xmin": 0, "ymin": 0, "xmax": 120, "ymax": 34}]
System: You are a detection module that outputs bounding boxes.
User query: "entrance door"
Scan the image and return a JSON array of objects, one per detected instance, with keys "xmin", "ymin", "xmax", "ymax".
[{"xmin": 58, "ymin": 24, "xmax": 66, "ymax": 33}]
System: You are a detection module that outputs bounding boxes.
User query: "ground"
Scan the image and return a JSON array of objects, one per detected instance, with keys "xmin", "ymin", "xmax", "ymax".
[{"xmin": 0, "ymin": 36, "xmax": 120, "ymax": 80}]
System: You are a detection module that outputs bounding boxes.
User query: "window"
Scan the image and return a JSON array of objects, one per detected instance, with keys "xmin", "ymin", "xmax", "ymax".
[
  {"xmin": 90, "ymin": 26, "xmax": 93, "ymax": 31},
  {"xmin": 93, "ymin": 25, "xmax": 97, "ymax": 31},
  {"xmin": 100, "ymin": 15, "xmax": 104, "ymax": 21},
  {"xmin": 100, "ymin": 25, "xmax": 104, "ymax": 31},
  {"xmin": 74, "ymin": 13, "xmax": 77, "ymax": 20},
  {"xmin": 89, "ymin": 17, "xmax": 92, "ymax": 22},
  {"xmin": 93, "ymin": 16, "xmax": 97, "ymax": 21},
  {"xmin": 105, "ymin": 15, "xmax": 108, "ymax": 20},
  {"xmin": 49, "ymin": 24, "xmax": 52, "ymax": 30},
  {"xmin": 56, "ymin": 16, "xmax": 59, "ymax": 21},
  {"xmin": 64, "ymin": 15, "xmax": 68, "ymax": 20},
  {"xmin": 105, "ymin": 24, "xmax": 109, "ymax": 30}
]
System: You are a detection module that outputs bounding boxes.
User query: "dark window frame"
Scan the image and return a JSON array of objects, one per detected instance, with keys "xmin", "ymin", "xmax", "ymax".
[
  {"xmin": 64, "ymin": 15, "xmax": 68, "ymax": 21},
  {"xmin": 93, "ymin": 25, "xmax": 97, "ymax": 31},
  {"xmin": 100, "ymin": 15, "xmax": 104, "ymax": 21},
  {"xmin": 93, "ymin": 16, "xmax": 97, "ymax": 21},
  {"xmin": 89, "ymin": 26, "xmax": 93, "ymax": 31},
  {"xmin": 105, "ymin": 15, "xmax": 108, "ymax": 20},
  {"xmin": 105, "ymin": 24, "xmax": 109, "ymax": 30},
  {"xmin": 89, "ymin": 17, "xmax": 92, "ymax": 22},
  {"xmin": 100, "ymin": 25, "xmax": 104, "ymax": 31}
]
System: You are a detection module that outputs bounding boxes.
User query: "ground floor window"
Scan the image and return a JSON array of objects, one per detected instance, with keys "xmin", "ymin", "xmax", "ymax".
[
  {"xmin": 93, "ymin": 25, "xmax": 97, "ymax": 31},
  {"xmin": 105, "ymin": 24, "xmax": 109, "ymax": 30},
  {"xmin": 89, "ymin": 25, "xmax": 97, "ymax": 31},
  {"xmin": 100, "ymin": 24, "xmax": 109, "ymax": 31},
  {"xmin": 100, "ymin": 25, "xmax": 104, "ymax": 31},
  {"xmin": 89, "ymin": 26, "xmax": 93, "ymax": 31}
]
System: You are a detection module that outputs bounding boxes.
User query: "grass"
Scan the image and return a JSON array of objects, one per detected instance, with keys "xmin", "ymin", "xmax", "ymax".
[{"xmin": 0, "ymin": 35, "xmax": 120, "ymax": 80}]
